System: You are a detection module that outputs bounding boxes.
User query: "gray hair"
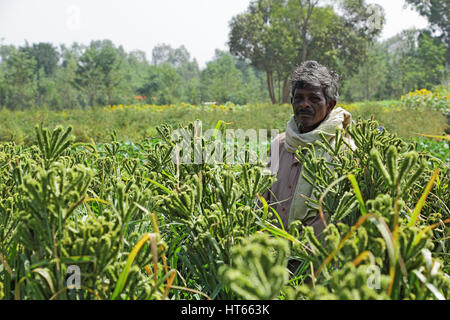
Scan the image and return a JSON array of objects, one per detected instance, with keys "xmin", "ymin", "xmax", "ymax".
[{"xmin": 290, "ymin": 60, "xmax": 339, "ymax": 103}]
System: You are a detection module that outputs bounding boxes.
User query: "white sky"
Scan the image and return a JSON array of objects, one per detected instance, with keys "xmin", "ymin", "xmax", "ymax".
[{"xmin": 0, "ymin": 0, "xmax": 429, "ymax": 68}]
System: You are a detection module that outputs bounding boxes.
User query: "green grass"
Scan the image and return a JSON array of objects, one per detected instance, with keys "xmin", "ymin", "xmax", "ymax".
[
  {"xmin": 341, "ymin": 100, "xmax": 448, "ymax": 140},
  {"xmin": 1, "ymin": 119, "xmax": 449, "ymax": 300},
  {"xmin": 413, "ymin": 137, "xmax": 450, "ymax": 164},
  {"xmin": 0, "ymin": 101, "xmax": 447, "ymax": 146}
]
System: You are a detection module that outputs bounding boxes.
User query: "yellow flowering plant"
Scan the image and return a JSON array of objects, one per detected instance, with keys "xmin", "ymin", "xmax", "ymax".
[{"xmin": 401, "ymin": 87, "xmax": 450, "ymax": 117}]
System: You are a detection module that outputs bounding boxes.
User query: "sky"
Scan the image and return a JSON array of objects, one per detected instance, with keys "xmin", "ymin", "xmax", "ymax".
[{"xmin": 0, "ymin": 0, "xmax": 429, "ymax": 68}]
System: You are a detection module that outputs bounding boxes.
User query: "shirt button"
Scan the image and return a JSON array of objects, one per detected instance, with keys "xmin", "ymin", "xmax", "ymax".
[
  {"xmin": 288, "ymin": 185, "xmax": 292, "ymax": 189},
  {"xmin": 282, "ymin": 208, "xmax": 286, "ymax": 212}
]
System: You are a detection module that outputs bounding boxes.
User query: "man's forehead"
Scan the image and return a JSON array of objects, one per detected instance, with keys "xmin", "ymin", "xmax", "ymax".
[{"xmin": 294, "ymin": 86, "xmax": 324, "ymax": 96}]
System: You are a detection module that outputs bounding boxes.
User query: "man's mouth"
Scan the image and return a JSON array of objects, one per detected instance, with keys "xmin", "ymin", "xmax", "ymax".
[{"xmin": 296, "ymin": 111, "xmax": 314, "ymax": 117}]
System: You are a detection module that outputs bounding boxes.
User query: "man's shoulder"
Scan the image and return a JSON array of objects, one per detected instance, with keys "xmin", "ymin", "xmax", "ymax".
[
  {"xmin": 273, "ymin": 132, "xmax": 286, "ymax": 145},
  {"xmin": 269, "ymin": 132, "xmax": 288, "ymax": 157}
]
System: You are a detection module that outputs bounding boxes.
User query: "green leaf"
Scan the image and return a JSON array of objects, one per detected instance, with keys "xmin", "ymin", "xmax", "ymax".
[
  {"xmin": 112, "ymin": 233, "xmax": 155, "ymax": 300},
  {"xmin": 143, "ymin": 177, "xmax": 171, "ymax": 194},
  {"xmin": 348, "ymin": 174, "xmax": 367, "ymax": 215},
  {"xmin": 407, "ymin": 168, "xmax": 439, "ymax": 227}
]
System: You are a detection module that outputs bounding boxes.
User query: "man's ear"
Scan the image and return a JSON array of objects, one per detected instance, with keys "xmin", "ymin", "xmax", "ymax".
[{"xmin": 328, "ymin": 100, "xmax": 336, "ymax": 112}]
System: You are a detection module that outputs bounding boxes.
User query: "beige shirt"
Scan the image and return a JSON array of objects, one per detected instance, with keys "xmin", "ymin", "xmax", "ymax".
[
  {"xmin": 261, "ymin": 132, "xmax": 327, "ymax": 236},
  {"xmin": 262, "ymin": 132, "xmax": 302, "ymax": 228}
]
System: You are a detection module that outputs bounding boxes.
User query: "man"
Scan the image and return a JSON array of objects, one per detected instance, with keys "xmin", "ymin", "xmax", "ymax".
[{"xmin": 261, "ymin": 60, "xmax": 354, "ymax": 237}]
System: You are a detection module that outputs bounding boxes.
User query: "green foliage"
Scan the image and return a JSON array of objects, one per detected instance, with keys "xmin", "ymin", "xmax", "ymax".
[
  {"xmin": 0, "ymin": 125, "xmax": 173, "ymax": 300},
  {"xmin": 138, "ymin": 63, "xmax": 183, "ymax": 105},
  {"xmin": 73, "ymin": 41, "xmax": 125, "ymax": 107},
  {"xmin": 343, "ymin": 100, "xmax": 448, "ymax": 140},
  {"xmin": 151, "ymin": 43, "xmax": 191, "ymax": 68},
  {"xmin": 0, "ymin": 1, "xmax": 448, "ymax": 298},
  {"xmin": 219, "ymin": 232, "xmax": 289, "ymax": 300},
  {"xmin": 384, "ymin": 30, "xmax": 448, "ymax": 98},
  {"xmin": 340, "ymin": 43, "xmax": 389, "ymax": 101},
  {"xmin": 285, "ymin": 263, "xmax": 391, "ymax": 300},
  {"xmin": 0, "ymin": 0, "xmax": 448, "ymax": 109},
  {"xmin": 0, "ymin": 40, "xmax": 270, "ymax": 109},
  {"xmin": 342, "ymin": 29, "xmax": 448, "ymax": 102},
  {"xmin": 20, "ymin": 42, "xmax": 59, "ymax": 77},
  {"xmin": 0, "ymin": 48, "xmax": 37, "ymax": 110},
  {"xmin": 229, "ymin": 0, "xmax": 384, "ymax": 103},
  {"xmin": 401, "ymin": 87, "xmax": 450, "ymax": 119},
  {"xmin": 405, "ymin": 0, "xmax": 449, "ymax": 46},
  {"xmin": 279, "ymin": 118, "xmax": 450, "ymax": 300},
  {"xmin": 200, "ymin": 50, "xmax": 264, "ymax": 105},
  {"xmin": 1, "ymin": 99, "xmax": 447, "ymax": 147},
  {"xmin": 34, "ymin": 125, "xmax": 75, "ymax": 168},
  {"xmin": 0, "ymin": 117, "xmax": 449, "ymax": 300},
  {"xmin": 414, "ymin": 137, "xmax": 449, "ymax": 164},
  {"xmin": 151, "ymin": 125, "xmax": 275, "ymax": 298}
]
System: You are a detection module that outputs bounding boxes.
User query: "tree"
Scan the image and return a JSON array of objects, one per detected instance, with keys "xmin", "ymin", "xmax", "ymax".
[
  {"xmin": 0, "ymin": 44, "xmax": 17, "ymax": 107},
  {"xmin": 150, "ymin": 44, "xmax": 202, "ymax": 103},
  {"xmin": 152, "ymin": 44, "xmax": 200, "ymax": 82},
  {"xmin": 415, "ymin": 32, "xmax": 447, "ymax": 87},
  {"xmin": 380, "ymin": 28, "xmax": 447, "ymax": 97},
  {"xmin": 20, "ymin": 42, "xmax": 59, "ymax": 77},
  {"xmin": 53, "ymin": 51, "xmax": 80, "ymax": 109},
  {"xmin": 296, "ymin": 0, "xmax": 319, "ymax": 62},
  {"xmin": 73, "ymin": 40, "xmax": 124, "ymax": 106},
  {"xmin": 0, "ymin": 43, "xmax": 16, "ymax": 63},
  {"xmin": 200, "ymin": 50, "xmax": 246, "ymax": 104},
  {"xmin": 18, "ymin": 42, "xmax": 60, "ymax": 107},
  {"xmin": 125, "ymin": 49, "xmax": 150, "ymax": 101},
  {"xmin": 73, "ymin": 46, "xmax": 104, "ymax": 107},
  {"xmin": 60, "ymin": 42, "xmax": 86, "ymax": 67},
  {"xmin": 229, "ymin": 0, "xmax": 293, "ymax": 104},
  {"xmin": 1, "ymin": 48, "xmax": 37, "ymax": 110},
  {"xmin": 341, "ymin": 42, "xmax": 389, "ymax": 101},
  {"xmin": 229, "ymin": 0, "xmax": 385, "ymax": 104},
  {"xmin": 235, "ymin": 59, "xmax": 269, "ymax": 103},
  {"xmin": 405, "ymin": 0, "xmax": 449, "ymax": 46},
  {"xmin": 97, "ymin": 44, "xmax": 123, "ymax": 105},
  {"xmin": 138, "ymin": 63, "xmax": 183, "ymax": 105},
  {"xmin": 152, "ymin": 43, "xmax": 190, "ymax": 68},
  {"xmin": 184, "ymin": 77, "xmax": 202, "ymax": 105},
  {"xmin": 405, "ymin": 0, "xmax": 449, "ymax": 81}
]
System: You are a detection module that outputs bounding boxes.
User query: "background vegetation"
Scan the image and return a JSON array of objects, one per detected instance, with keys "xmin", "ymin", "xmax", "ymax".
[
  {"xmin": 0, "ymin": 0, "xmax": 448, "ymax": 110},
  {"xmin": 1, "ymin": 120, "xmax": 448, "ymax": 300},
  {"xmin": 0, "ymin": 0, "xmax": 449, "ymax": 301}
]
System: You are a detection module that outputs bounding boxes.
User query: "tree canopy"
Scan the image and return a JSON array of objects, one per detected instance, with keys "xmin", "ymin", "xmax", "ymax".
[
  {"xmin": 228, "ymin": 0, "xmax": 385, "ymax": 103},
  {"xmin": 0, "ymin": 0, "xmax": 447, "ymax": 109}
]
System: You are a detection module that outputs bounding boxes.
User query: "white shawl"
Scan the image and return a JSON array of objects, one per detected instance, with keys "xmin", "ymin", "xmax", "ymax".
[{"xmin": 285, "ymin": 107, "xmax": 354, "ymax": 226}]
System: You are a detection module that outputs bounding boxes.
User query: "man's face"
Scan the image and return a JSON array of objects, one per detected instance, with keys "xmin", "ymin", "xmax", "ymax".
[{"xmin": 291, "ymin": 87, "xmax": 336, "ymax": 133}]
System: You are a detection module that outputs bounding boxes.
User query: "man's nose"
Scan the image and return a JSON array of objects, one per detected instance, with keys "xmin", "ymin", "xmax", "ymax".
[{"xmin": 298, "ymin": 99, "xmax": 311, "ymax": 108}]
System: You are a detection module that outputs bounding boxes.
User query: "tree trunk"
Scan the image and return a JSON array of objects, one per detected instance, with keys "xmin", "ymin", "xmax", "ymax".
[
  {"xmin": 278, "ymin": 74, "xmax": 281, "ymax": 104},
  {"xmin": 89, "ymin": 90, "xmax": 94, "ymax": 107},
  {"xmin": 298, "ymin": 0, "xmax": 316, "ymax": 63},
  {"xmin": 266, "ymin": 71, "xmax": 276, "ymax": 104},
  {"xmin": 301, "ymin": 30, "xmax": 308, "ymax": 63},
  {"xmin": 282, "ymin": 77, "xmax": 291, "ymax": 104},
  {"xmin": 107, "ymin": 89, "xmax": 112, "ymax": 106}
]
